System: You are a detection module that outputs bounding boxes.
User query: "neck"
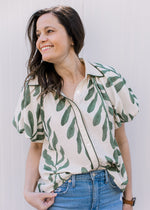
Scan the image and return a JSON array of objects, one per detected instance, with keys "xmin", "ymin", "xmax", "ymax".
[{"xmin": 54, "ymin": 55, "xmax": 85, "ymax": 84}]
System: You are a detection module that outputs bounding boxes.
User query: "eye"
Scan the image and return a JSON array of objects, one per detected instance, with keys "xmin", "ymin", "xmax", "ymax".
[{"xmin": 47, "ymin": 29, "xmax": 54, "ymax": 33}]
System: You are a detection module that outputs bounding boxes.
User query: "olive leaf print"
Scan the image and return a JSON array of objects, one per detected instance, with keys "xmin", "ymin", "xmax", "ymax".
[
  {"xmin": 43, "ymin": 132, "xmax": 70, "ymax": 188},
  {"xmin": 94, "ymin": 63, "xmax": 120, "ymax": 76},
  {"xmin": 121, "ymin": 180, "xmax": 128, "ymax": 186},
  {"xmin": 97, "ymin": 83, "xmax": 110, "ymax": 101},
  {"xmin": 121, "ymin": 163, "xmax": 126, "ymax": 177},
  {"xmin": 67, "ymin": 117, "xmax": 76, "ymax": 139},
  {"xmin": 128, "ymin": 88, "xmax": 139, "ymax": 105},
  {"xmin": 21, "ymin": 85, "xmax": 31, "ymax": 110},
  {"xmin": 33, "ymin": 86, "xmax": 40, "ymax": 97},
  {"xmin": 56, "ymin": 98, "xmax": 66, "ymax": 111},
  {"xmin": 85, "ymin": 87, "xmax": 95, "ymax": 101},
  {"xmin": 113, "ymin": 149, "xmax": 121, "ymax": 164},
  {"xmin": 114, "ymin": 78, "xmax": 126, "ymax": 93},
  {"xmin": 102, "ymin": 118, "xmax": 107, "ymax": 141},
  {"xmin": 81, "ymin": 167, "xmax": 88, "ymax": 173},
  {"xmin": 105, "ymin": 156, "xmax": 120, "ymax": 172},
  {"xmin": 57, "ymin": 97, "xmax": 83, "ymax": 154},
  {"xmin": 87, "ymin": 93, "xmax": 98, "ymax": 113},
  {"xmin": 106, "ymin": 76, "xmax": 120, "ymax": 88},
  {"xmin": 93, "ymin": 104, "xmax": 103, "ymax": 126},
  {"xmin": 61, "ymin": 105, "xmax": 71, "ymax": 126}
]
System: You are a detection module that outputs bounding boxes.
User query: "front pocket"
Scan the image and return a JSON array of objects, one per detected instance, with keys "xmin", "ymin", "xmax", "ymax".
[
  {"xmin": 54, "ymin": 179, "xmax": 71, "ymax": 195},
  {"xmin": 108, "ymin": 173, "xmax": 122, "ymax": 192}
]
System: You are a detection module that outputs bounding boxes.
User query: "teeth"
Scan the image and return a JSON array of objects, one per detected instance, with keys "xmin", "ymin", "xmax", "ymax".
[{"xmin": 41, "ymin": 46, "xmax": 53, "ymax": 51}]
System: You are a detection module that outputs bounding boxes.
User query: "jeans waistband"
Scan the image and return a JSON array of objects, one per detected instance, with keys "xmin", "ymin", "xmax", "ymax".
[{"xmin": 71, "ymin": 169, "xmax": 109, "ymax": 188}]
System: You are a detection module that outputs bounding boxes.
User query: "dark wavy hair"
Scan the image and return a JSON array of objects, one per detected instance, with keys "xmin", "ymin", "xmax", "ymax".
[{"xmin": 25, "ymin": 6, "xmax": 85, "ymax": 96}]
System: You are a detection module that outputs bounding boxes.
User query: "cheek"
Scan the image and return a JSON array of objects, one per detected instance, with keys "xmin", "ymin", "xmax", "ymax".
[{"xmin": 36, "ymin": 40, "xmax": 40, "ymax": 50}]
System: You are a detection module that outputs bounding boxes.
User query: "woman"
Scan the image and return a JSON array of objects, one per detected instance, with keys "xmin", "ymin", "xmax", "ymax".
[{"xmin": 13, "ymin": 6, "xmax": 139, "ymax": 210}]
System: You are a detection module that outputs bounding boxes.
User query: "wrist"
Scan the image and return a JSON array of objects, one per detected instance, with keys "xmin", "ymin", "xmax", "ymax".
[{"xmin": 122, "ymin": 197, "xmax": 136, "ymax": 206}]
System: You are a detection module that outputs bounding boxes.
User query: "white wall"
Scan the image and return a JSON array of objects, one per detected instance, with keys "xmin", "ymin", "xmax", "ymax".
[{"xmin": 0, "ymin": 0, "xmax": 149, "ymax": 209}]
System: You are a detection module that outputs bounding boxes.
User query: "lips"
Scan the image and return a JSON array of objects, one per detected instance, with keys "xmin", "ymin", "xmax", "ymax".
[{"xmin": 40, "ymin": 45, "xmax": 54, "ymax": 51}]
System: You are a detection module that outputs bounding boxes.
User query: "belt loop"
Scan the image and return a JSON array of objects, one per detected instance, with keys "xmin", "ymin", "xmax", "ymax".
[
  {"xmin": 72, "ymin": 175, "xmax": 76, "ymax": 188},
  {"xmin": 105, "ymin": 170, "xmax": 108, "ymax": 184}
]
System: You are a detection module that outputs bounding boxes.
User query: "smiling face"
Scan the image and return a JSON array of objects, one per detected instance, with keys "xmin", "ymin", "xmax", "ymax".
[{"xmin": 36, "ymin": 13, "xmax": 74, "ymax": 64}]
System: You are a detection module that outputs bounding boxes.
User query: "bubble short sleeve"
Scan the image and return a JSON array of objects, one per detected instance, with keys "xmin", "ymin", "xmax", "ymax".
[
  {"xmin": 13, "ymin": 82, "xmax": 45, "ymax": 142},
  {"xmin": 99, "ymin": 69, "xmax": 139, "ymax": 129}
]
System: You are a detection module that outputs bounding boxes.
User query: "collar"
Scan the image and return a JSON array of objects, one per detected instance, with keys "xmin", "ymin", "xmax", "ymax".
[
  {"xmin": 28, "ymin": 59, "xmax": 104, "ymax": 86},
  {"xmin": 84, "ymin": 60, "xmax": 104, "ymax": 78}
]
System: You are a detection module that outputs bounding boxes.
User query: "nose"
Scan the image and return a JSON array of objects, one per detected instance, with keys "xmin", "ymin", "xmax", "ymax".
[{"xmin": 38, "ymin": 34, "xmax": 48, "ymax": 42}]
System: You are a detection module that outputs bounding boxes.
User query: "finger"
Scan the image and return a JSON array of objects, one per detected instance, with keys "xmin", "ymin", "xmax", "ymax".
[
  {"xmin": 40, "ymin": 192, "xmax": 57, "ymax": 198},
  {"xmin": 46, "ymin": 198, "xmax": 55, "ymax": 208}
]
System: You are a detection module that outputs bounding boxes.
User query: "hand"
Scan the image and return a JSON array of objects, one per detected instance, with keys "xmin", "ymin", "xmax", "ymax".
[
  {"xmin": 123, "ymin": 204, "xmax": 133, "ymax": 210},
  {"xmin": 24, "ymin": 191, "xmax": 57, "ymax": 210}
]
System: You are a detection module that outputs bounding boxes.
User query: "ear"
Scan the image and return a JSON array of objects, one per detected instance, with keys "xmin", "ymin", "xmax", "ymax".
[{"xmin": 70, "ymin": 37, "xmax": 74, "ymax": 46}]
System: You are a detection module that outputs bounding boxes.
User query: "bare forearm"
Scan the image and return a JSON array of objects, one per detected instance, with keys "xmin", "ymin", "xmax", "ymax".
[
  {"xmin": 24, "ymin": 142, "xmax": 43, "ymax": 194},
  {"xmin": 118, "ymin": 140, "xmax": 132, "ymax": 199},
  {"xmin": 115, "ymin": 124, "xmax": 133, "ymax": 199}
]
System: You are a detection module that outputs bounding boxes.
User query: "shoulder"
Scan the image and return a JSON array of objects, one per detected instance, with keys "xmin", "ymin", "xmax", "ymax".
[
  {"xmin": 91, "ymin": 62, "xmax": 127, "ymax": 93},
  {"xmin": 92, "ymin": 62, "xmax": 121, "ymax": 78}
]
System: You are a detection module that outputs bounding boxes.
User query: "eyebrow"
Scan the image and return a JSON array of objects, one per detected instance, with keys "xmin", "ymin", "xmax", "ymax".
[{"xmin": 36, "ymin": 26, "xmax": 56, "ymax": 33}]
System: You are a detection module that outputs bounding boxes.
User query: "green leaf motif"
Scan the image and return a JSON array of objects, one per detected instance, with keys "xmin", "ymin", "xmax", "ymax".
[
  {"xmin": 41, "ymin": 109, "xmax": 45, "ymax": 121},
  {"xmin": 105, "ymin": 156, "xmax": 120, "ymax": 172},
  {"xmin": 129, "ymin": 114, "xmax": 134, "ymax": 120},
  {"xmin": 109, "ymin": 120, "xmax": 113, "ymax": 130},
  {"xmin": 43, "ymin": 149, "xmax": 55, "ymax": 166},
  {"xmin": 32, "ymin": 134, "xmax": 45, "ymax": 141},
  {"xmin": 58, "ymin": 159, "xmax": 69, "ymax": 171},
  {"xmin": 113, "ymin": 149, "xmax": 121, "ymax": 163},
  {"xmin": 106, "ymin": 76, "xmax": 119, "ymax": 88},
  {"xmin": 44, "ymin": 165, "xmax": 52, "ymax": 171},
  {"xmin": 48, "ymin": 174, "xmax": 53, "ymax": 182},
  {"xmin": 12, "ymin": 117, "xmax": 17, "ymax": 129},
  {"xmin": 97, "ymin": 83, "xmax": 104, "ymax": 90},
  {"xmin": 56, "ymin": 98, "xmax": 66, "ymax": 111},
  {"xmin": 85, "ymin": 87, "xmax": 95, "ymax": 101},
  {"xmin": 33, "ymin": 86, "xmax": 40, "ymax": 96},
  {"xmin": 52, "ymin": 132, "xmax": 58, "ymax": 150},
  {"xmin": 28, "ymin": 111, "xmax": 34, "ymax": 133},
  {"xmin": 24, "ymin": 123, "xmax": 32, "ymax": 137},
  {"xmin": 47, "ymin": 118, "xmax": 51, "ymax": 138},
  {"xmin": 88, "ymin": 79, "xmax": 92, "ymax": 88},
  {"xmin": 121, "ymin": 110, "xmax": 128, "ymax": 122},
  {"xmin": 24, "ymin": 85, "xmax": 31, "ymax": 108},
  {"xmin": 67, "ymin": 117, "xmax": 76, "ymax": 139},
  {"xmin": 81, "ymin": 167, "xmax": 88, "ymax": 173},
  {"xmin": 121, "ymin": 163, "xmax": 125, "ymax": 177},
  {"xmin": 109, "ymin": 107, "xmax": 114, "ymax": 116},
  {"xmin": 61, "ymin": 105, "xmax": 71, "ymax": 126},
  {"xmin": 101, "ymin": 92, "xmax": 110, "ymax": 101},
  {"xmin": 110, "ymin": 131, "xmax": 115, "ymax": 149},
  {"xmin": 18, "ymin": 112, "xmax": 21, "ymax": 122},
  {"xmin": 87, "ymin": 93, "xmax": 98, "ymax": 113},
  {"xmin": 57, "ymin": 146, "xmax": 65, "ymax": 165},
  {"xmin": 121, "ymin": 180, "xmax": 128, "ymax": 186},
  {"xmin": 102, "ymin": 118, "xmax": 108, "ymax": 141},
  {"xmin": 93, "ymin": 104, "xmax": 102, "ymax": 126},
  {"xmin": 36, "ymin": 104, "xmax": 41, "ymax": 122},
  {"xmin": 105, "ymin": 156, "xmax": 113, "ymax": 163},
  {"xmin": 76, "ymin": 131, "xmax": 82, "ymax": 154},
  {"xmin": 115, "ymin": 78, "xmax": 126, "ymax": 93}
]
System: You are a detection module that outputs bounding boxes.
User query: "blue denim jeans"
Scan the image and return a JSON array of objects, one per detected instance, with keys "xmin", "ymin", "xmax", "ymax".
[{"xmin": 48, "ymin": 170, "xmax": 123, "ymax": 210}]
